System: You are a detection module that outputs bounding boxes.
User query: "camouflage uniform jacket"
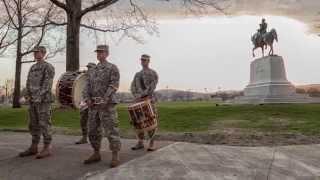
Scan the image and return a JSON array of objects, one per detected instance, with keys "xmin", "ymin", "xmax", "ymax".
[
  {"xmin": 26, "ymin": 61, "xmax": 55, "ymax": 103},
  {"xmin": 83, "ymin": 60, "xmax": 120, "ymax": 104},
  {"xmin": 130, "ymin": 68, "xmax": 158, "ymax": 101}
]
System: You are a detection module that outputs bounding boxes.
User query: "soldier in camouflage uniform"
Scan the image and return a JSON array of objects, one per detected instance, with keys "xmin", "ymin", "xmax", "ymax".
[
  {"xmin": 130, "ymin": 54, "xmax": 159, "ymax": 151},
  {"xmin": 19, "ymin": 46, "xmax": 55, "ymax": 159},
  {"xmin": 83, "ymin": 45, "xmax": 121, "ymax": 168},
  {"xmin": 75, "ymin": 63, "xmax": 96, "ymax": 145}
]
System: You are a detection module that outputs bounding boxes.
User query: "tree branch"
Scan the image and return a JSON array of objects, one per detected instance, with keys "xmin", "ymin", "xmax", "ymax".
[
  {"xmin": 21, "ymin": 27, "xmax": 46, "ymax": 56},
  {"xmin": 49, "ymin": 0, "xmax": 69, "ymax": 12},
  {"xmin": 24, "ymin": 19, "xmax": 67, "ymax": 28},
  {"xmin": 45, "ymin": 45, "xmax": 65, "ymax": 60},
  {"xmin": 22, "ymin": 7, "xmax": 38, "ymax": 26},
  {"xmin": 21, "ymin": 28, "xmax": 47, "ymax": 57},
  {"xmin": 80, "ymin": 0, "xmax": 119, "ymax": 18},
  {"xmin": 80, "ymin": 23, "xmax": 143, "ymax": 32},
  {"xmin": 21, "ymin": 60, "xmax": 35, "ymax": 64},
  {"xmin": 21, "ymin": 4, "xmax": 55, "ymax": 56},
  {"xmin": 0, "ymin": 19, "xmax": 11, "ymax": 42},
  {"xmin": 0, "ymin": 17, "xmax": 10, "ymax": 30},
  {"xmin": 0, "ymin": 20, "xmax": 19, "ymax": 53},
  {"xmin": 175, "ymin": 0, "xmax": 230, "ymax": 15},
  {"xmin": 1, "ymin": 0, "xmax": 19, "ymax": 29},
  {"xmin": 23, "ymin": 5, "xmax": 67, "ymax": 28},
  {"xmin": 47, "ymin": 19, "xmax": 67, "ymax": 26},
  {"xmin": 0, "ymin": 22, "xmax": 12, "ymax": 48}
]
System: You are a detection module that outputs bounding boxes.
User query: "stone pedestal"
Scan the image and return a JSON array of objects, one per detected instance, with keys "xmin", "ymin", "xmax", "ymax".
[{"xmin": 235, "ymin": 55, "xmax": 316, "ymax": 104}]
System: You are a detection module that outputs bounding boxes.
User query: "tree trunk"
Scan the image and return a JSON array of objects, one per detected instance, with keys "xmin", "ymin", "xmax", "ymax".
[
  {"xmin": 13, "ymin": 0, "xmax": 23, "ymax": 108},
  {"xmin": 66, "ymin": 1, "xmax": 81, "ymax": 71},
  {"xmin": 12, "ymin": 29, "xmax": 23, "ymax": 108}
]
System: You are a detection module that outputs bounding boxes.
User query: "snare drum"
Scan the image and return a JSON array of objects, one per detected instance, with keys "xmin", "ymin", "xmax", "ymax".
[
  {"xmin": 128, "ymin": 100, "xmax": 157, "ymax": 133},
  {"xmin": 56, "ymin": 71, "xmax": 87, "ymax": 109}
]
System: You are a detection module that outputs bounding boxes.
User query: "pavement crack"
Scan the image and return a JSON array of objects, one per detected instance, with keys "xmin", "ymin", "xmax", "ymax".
[{"xmin": 266, "ymin": 147, "xmax": 277, "ymax": 180}]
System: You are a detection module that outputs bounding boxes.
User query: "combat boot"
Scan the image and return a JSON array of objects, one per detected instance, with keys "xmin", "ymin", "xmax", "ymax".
[
  {"xmin": 147, "ymin": 139, "xmax": 157, "ymax": 151},
  {"xmin": 35, "ymin": 144, "xmax": 52, "ymax": 159},
  {"xmin": 84, "ymin": 151, "xmax": 101, "ymax": 164},
  {"xmin": 75, "ymin": 137, "xmax": 88, "ymax": 144},
  {"xmin": 131, "ymin": 141, "xmax": 144, "ymax": 150},
  {"xmin": 19, "ymin": 143, "xmax": 38, "ymax": 157},
  {"xmin": 110, "ymin": 151, "xmax": 120, "ymax": 168}
]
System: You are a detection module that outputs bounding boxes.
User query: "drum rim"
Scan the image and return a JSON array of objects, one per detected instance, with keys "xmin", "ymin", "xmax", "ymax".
[
  {"xmin": 72, "ymin": 72, "xmax": 86, "ymax": 109},
  {"xmin": 128, "ymin": 99, "xmax": 151, "ymax": 108}
]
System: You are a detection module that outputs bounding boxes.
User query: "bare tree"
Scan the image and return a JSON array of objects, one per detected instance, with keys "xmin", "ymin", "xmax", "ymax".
[
  {"xmin": 48, "ymin": 0, "xmax": 228, "ymax": 71},
  {"xmin": 0, "ymin": 19, "xmax": 10, "ymax": 54},
  {"xmin": 0, "ymin": 15, "xmax": 17, "ymax": 55},
  {"xmin": 49, "ymin": 0, "xmax": 154, "ymax": 71},
  {"xmin": 0, "ymin": 0, "xmax": 64, "ymax": 108}
]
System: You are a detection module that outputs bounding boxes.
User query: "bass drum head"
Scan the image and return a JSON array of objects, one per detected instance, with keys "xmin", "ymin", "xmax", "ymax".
[
  {"xmin": 72, "ymin": 73, "xmax": 87, "ymax": 109},
  {"xmin": 56, "ymin": 72, "xmax": 76, "ymax": 107}
]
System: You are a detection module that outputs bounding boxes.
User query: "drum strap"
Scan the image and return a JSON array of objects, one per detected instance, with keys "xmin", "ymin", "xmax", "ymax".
[
  {"xmin": 39, "ymin": 67, "xmax": 47, "ymax": 94},
  {"xmin": 40, "ymin": 68, "xmax": 46, "ymax": 87},
  {"xmin": 139, "ymin": 75, "xmax": 146, "ymax": 91}
]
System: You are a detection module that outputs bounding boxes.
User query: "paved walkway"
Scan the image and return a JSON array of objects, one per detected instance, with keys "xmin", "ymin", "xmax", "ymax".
[
  {"xmin": 0, "ymin": 132, "xmax": 171, "ymax": 180},
  {"xmin": 1, "ymin": 132, "xmax": 320, "ymax": 180},
  {"xmin": 84, "ymin": 142, "xmax": 320, "ymax": 180}
]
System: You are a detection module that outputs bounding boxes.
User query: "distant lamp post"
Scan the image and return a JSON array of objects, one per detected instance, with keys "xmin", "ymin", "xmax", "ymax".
[{"xmin": 166, "ymin": 86, "xmax": 169, "ymax": 101}]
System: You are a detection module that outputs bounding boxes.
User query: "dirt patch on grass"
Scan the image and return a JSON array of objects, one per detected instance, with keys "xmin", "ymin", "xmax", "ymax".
[
  {"xmin": 200, "ymin": 118, "xmax": 320, "ymax": 146},
  {"xmin": 118, "ymin": 126, "xmax": 320, "ymax": 146},
  {"xmin": 210, "ymin": 119, "xmax": 251, "ymax": 128},
  {"xmin": 150, "ymin": 131, "xmax": 320, "ymax": 146},
  {"xmin": 2, "ymin": 127, "xmax": 320, "ymax": 147}
]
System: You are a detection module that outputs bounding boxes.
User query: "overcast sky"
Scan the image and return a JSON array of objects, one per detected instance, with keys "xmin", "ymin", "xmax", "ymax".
[{"xmin": 0, "ymin": 14, "xmax": 320, "ymax": 92}]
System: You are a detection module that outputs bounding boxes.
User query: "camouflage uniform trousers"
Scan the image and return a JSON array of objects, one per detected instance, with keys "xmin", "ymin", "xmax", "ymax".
[
  {"xmin": 28, "ymin": 102, "xmax": 52, "ymax": 144},
  {"xmin": 137, "ymin": 102, "xmax": 158, "ymax": 140},
  {"xmin": 80, "ymin": 108, "xmax": 89, "ymax": 137},
  {"xmin": 88, "ymin": 104, "xmax": 121, "ymax": 152}
]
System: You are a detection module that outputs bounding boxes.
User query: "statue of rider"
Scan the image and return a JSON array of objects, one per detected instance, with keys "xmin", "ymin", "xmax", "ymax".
[{"xmin": 258, "ymin": 18, "xmax": 268, "ymax": 35}]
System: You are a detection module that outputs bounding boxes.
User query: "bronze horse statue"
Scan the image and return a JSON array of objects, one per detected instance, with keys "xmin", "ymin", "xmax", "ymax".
[{"xmin": 251, "ymin": 28, "xmax": 278, "ymax": 57}]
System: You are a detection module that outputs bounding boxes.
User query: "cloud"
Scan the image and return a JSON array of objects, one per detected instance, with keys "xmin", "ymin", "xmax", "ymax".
[{"xmin": 136, "ymin": 0, "xmax": 320, "ymax": 34}]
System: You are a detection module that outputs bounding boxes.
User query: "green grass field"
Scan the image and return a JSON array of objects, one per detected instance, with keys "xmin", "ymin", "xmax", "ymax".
[{"xmin": 0, "ymin": 102, "xmax": 320, "ymax": 135}]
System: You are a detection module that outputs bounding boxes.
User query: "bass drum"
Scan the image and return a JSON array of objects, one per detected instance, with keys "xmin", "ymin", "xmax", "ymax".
[{"xmin": 56, "ymin": 71, "xmax": 87, "ymax": 109}]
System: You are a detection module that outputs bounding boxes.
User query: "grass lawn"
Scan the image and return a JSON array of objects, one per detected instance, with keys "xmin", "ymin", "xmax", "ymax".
[{"xmin": 0, "ymin": 102, "xmax": 320, "ymax": 135}]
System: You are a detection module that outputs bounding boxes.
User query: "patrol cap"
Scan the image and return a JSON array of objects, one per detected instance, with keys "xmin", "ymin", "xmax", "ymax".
[
  {"xmin": 94, "ymin": 45, "xmax": 109, "ymax": 52},
  {"xmin": 86, "ymin": 62, "xmax": 96, "ymax": 68},
  {"xmin": 33, "ymin": 46, "xmax": 46, "ymax": 53},
  {"xmin": 141, "ymin": 54, "xmax": 150, "ymax": 61}
]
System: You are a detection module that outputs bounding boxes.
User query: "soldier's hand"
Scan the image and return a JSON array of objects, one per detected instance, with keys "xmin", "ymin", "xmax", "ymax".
[
  {"xmin": 25, "ymin": 96, "xmax": 31, "ymax": 104},
  {"xmin": 140, "ymin": 96, "xmax": 150, "ymax": 101},
  {"xmin": 104, "ymin": 97, "xmax": 109, "ymax": 104},
  {"xmin": 86, "ymin": 99, "xmax": 93, "ymax": 107},
  {"xmin": 33, "ymin": 97, "xmax": 41, "ymax": 103},
  {"xmin": 135, "ymin": 98, "xmax": 142, "ymax": 102}
]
